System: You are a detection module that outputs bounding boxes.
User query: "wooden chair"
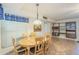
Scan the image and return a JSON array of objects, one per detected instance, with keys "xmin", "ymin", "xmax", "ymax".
[
  {"xmin": 22, "ymin": 33, "xmax": 28, "ymax": 38},
  {"xmin": 44, "ymin": 33, "xmax": 52, "ymax": 54},
  {"xmin": 45, "ymin": 33, "xmax": 51, "ymax": 38},
  {"xmin": 35, "ymin": 39, "xmax": 44, "ymax": 55},
  {"xmin": 44, "ymin": 39, "xmax": 50, "ymax": 54},
  {"xmin": 30, "ymin": 32, "xmax": 37, "ymax": 38},
  {"xmin": 12, "ymin": 38, "xmax": 27, "ymax": 55},
  {"xmin": 30, "ymin": 39, "xmax": 44, "ymax": 55}
]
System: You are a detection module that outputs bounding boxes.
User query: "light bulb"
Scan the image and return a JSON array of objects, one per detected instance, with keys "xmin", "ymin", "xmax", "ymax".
[{"xmin": 33, "ymin": 20, "xmax": 42, "ymax": 25}]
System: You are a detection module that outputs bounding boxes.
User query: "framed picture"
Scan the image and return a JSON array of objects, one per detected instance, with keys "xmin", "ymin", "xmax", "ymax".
[
  {"xmin": 26, "ymin": 18, "xmax": 29, "ymax": 23},
  {"xmin": 15, "ymin": 16, "xmax": 20, "ymax": 22},
  {"xmin": 0, "ymin": 7, "xmax": 3, "ymax": 14},
  {"xmin": 0, "ymin": 14, "xmax": 4, "ymax": 19},
  {"xmin": 34, "ymin": 24, "xmax": 42, "ymax": 32},
  {"xmin": 5, "ymin": 13, "xmax": 11, "ymax": 20},
  {"xmin": 0, "ymin": 7, "xmax": 4, "ymax": 19},
  {"xmin": 11, "ymin": 15, "xmax": 15, "ymax": 21}
]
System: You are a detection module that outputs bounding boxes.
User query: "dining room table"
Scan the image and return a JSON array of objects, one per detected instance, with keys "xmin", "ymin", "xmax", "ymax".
[{"xmin": 18, "ymin": 36, "xmax": 45, "ymax": 55}]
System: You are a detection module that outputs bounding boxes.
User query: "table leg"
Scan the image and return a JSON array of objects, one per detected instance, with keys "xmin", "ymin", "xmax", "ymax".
[
  {"xmin": 25, "ymin": 47, "xmax": 27, "ymax": 55},
  {"xmin": 27, "ymin": 47, "xmax": 30, "ymax": 55}
]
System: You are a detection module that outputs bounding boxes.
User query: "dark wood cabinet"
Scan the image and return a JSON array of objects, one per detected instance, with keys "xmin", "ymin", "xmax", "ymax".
[
  {"xmin": 52, "ymin": 22, "xmax": 76, "ymax": 39},
  {"xmin": 52, "ymin": 23, "xmax": 60, "ymax": 36},
  {"xmin": 66, "ymin": 22, "xmax": 76, "ymax": 39}
]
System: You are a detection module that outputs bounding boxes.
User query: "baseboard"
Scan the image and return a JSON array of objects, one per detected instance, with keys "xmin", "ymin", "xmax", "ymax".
[
  {"xmin": 0, "ymin": 46, "xmax": 13, "ymax": 55},
  {"xmin": 77, "ymin": 41, "xmax": 79, "ymax": 43}
]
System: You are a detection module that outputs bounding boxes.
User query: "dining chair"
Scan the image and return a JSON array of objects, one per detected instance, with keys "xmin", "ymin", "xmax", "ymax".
[
  {"xmin": 12, "ymin": 38, "xmax": 27, "ymax": 55},
  {"xmin": 44, "ymin": 33, "xmax": 52, "ymax": 54},
  {"xmin": 30, "ymin": 39, "xmax": 44, "ymax": 55},
  {"xmin": 35, "ymin": 39, "xmax": 44, "ymax": 55},
  {"xmin": 30, "ymin": 32, "xmax": 37, "ymax": 38},
  {"xmin": 22, "ymin": 33, "xmax": 28, "ymax": 38},
  {"xmin": 44, "ymin": 39, "xmax": 50, "ymax": 54},
  {"xmin": 45, "ymin": 33, "xmax": 51, "ymax": 38}
]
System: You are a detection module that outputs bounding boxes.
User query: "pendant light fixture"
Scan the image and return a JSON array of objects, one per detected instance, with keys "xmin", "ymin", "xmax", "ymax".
[{"xmin": 33, "ymin": 3, "xmax": 42, "ymax": 25}]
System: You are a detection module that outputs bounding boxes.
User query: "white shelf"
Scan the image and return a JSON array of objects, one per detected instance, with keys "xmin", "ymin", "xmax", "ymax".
[{"xmin": 52, "ymin": 36, "xmax": 76, "ymax": 41}]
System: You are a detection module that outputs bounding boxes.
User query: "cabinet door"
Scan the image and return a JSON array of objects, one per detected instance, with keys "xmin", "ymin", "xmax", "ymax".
[
  {"xmin": 66, "ymin": 22, "xmax": 76, "ymax": 30},
  {"xmin": 66, "ymin": 22, "xmax": 76, "ymax": 39},
  {"xmin": 52, "ymin": 23, "xmax": 60, "ymax": 36}
]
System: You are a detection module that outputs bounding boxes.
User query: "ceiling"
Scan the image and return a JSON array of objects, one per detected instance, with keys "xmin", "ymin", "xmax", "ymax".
[{"xmin": 2, "ymin": 3, "xmax": 79, "ymax": 21}]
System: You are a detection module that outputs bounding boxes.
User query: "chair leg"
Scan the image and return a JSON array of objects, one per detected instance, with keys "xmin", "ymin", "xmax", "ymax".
[
  {"xmin": 45, "ymin": 49, "xmax": 48, "ymax": 55},
  {"xmin": 25, "ymin": 49, "xmax": 28, "ymax": 55}
]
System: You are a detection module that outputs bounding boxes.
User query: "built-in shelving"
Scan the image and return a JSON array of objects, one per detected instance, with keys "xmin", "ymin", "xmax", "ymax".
[
  {"xmin": 66, "ymin": 22, "xmax": 76, "ymax": 39},
  {"xmin": 60, "ymin": 23, "xmax": 66, "ymax": 34},
  {"xmin": 52, "ymin": 23, "xmax": 60, "ymax": 36},
  {"xmin": 52, "ymin": 22, "xmax": 76, "ymax": 39}
]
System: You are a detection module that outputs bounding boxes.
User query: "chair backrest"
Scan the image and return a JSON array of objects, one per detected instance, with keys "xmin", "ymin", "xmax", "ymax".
[
  {"xmin": 44, "ymin": 33, "xmax": 51, "ymax": 47},
  {"xmin": 22, "ymin": 33, "xmax": 28, "ymax": 38},
  {"xmin": 35, "ymin": 39, "xmax": 44, "ymax": 55},
  {"xmin": 45, "ymin": 33, "xmax": 51, "ymax": 38},
  {"xmin": 44, "ymin": 33, "xmax": 52, "ymax": 43},
  {"xmin": 12, "ymin": 37, "xmax": 26, "ymax": 55},
  {"xmin": 45, "ymin": 39, "xmax": 50, "ymax": 47},
  {"xmin": 12, "ymin": 38, "xmax": 18, "ymax": 54},
  {"xmin": 12, "ymin": 38, "xmax": 20, "ymax": 50},
  {"xmin": 12, "ymin": 38, "xmax": 16, "ymax": 48},
  {"xmin": 30, "ymin": 32, "xmax": 37, "ymax": 38}
]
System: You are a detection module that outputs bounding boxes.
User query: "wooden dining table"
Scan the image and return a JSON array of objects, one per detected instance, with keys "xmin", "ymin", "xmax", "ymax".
[{"xmin": 18, "ymin": 37, "xmax": 44, "ymax": 55}]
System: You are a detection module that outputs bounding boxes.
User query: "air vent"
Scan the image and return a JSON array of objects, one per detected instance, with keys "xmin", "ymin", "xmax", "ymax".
[{"xmin": 43, "ymin": 16, "xmax": 48, "ymax": 19}]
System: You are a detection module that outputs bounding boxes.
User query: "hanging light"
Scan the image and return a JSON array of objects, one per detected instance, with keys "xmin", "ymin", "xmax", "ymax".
[{"xmin": 33, "ymin": 4, "xmax": 42, "ymax": 25}]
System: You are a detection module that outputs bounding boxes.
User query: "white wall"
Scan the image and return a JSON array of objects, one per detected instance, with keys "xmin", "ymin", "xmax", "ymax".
[
  {"xmin": 1, "ymin": 20, "xmax": 29, "ymax": 48},
  {"xmin": 1, "ymin": 19, "xmax": 52, "ymax": 48},
  {"xmin": 0, "ymin": 4, "xmax": 53, "ymax": 49}
]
